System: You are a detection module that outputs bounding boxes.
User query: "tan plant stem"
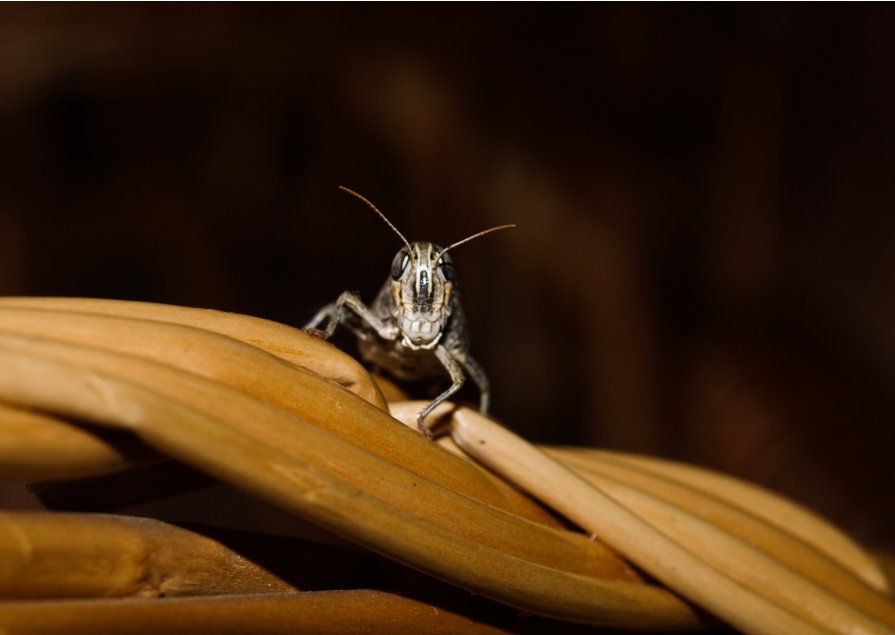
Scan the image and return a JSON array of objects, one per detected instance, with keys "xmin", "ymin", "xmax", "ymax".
[
  {"xmin": 549, "ymin": 447, "xmax": 891, "ymax": 595},
  {"xmin": 543, "ymin": 447, "xmax": 895, "ymax": 625},
  {"xmin": 0, "ymin": 591, "xmax": 520, "ymax": 635},
  {"xmin": 0, "ymin": 512, "xmax": 296, "ymax": 598},
  {"xmin": 0, "ymin": 403, "xmax": 155, "ymax": 480},
  {"xmin": 0, "ymin": 308, "xmax": 555, "ymax": 527},
  {"xmin": 0, "ymin": 342, "xmax": 704, "ymax": 629},
  {"xmin": 0, "ymin": 297, "xmax": 385, "ymax": 407},
  {"xmin": 0, "ymin": 331, "xmax": 632, "ymax": 581},
  {"xmin": 450, "ymin": 407, "xmax": 885, "ymax": 635}
]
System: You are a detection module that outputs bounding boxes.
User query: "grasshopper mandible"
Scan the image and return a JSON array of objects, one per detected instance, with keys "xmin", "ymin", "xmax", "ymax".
[{"xmin": 305, "ymin": 186, "xmax": 514, "ymax": 439}]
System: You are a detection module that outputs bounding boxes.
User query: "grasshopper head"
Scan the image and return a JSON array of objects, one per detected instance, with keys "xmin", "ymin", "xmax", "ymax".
[
  {"xmin": 335, "ymin": 186, "xmax": 513, "ymax": 351},
  {"xmin": 390, "ymin": 241, "xmax": 454, "ymax": 350}
]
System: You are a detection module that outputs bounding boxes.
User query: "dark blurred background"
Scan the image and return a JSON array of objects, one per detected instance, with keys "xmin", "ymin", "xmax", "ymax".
[{"xmin": 0, "ymin": 5, "xmax": 893, "ymax": 550}]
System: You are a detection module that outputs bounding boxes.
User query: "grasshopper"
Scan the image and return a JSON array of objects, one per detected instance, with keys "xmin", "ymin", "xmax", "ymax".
[{"xmin": 305, "ymin": 186, "xmax": 514, "ymax": 439}]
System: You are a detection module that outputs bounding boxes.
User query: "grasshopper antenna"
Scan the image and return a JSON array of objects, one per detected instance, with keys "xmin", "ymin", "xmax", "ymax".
[
  {"xmin": 338, "ymin": 186, "xmax": 412, "ymax": 253},
  {"xmin": 436, "ymin": 224, "xmax": 516, "ymax": 263}
]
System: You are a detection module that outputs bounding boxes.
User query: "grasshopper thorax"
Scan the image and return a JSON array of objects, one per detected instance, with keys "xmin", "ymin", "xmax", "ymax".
[{"xmin": 389, "ymin": 241, "xmax": 454, "ymax": 350}]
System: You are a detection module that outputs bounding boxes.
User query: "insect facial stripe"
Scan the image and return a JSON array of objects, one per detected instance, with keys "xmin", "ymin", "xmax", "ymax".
[{"xmin": 419, "ymin": 268, "xmax": 429, "ymax": 297}]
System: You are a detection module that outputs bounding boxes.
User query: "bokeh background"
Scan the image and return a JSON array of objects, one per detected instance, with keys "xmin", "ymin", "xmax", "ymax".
[{"xmin": 1, "ymin": 5, "xmax": 893, "ymax": 551}]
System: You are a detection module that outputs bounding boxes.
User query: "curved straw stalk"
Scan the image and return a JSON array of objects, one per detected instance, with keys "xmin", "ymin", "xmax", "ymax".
[
  {"xmin": 0, "ymin": 341, "xmax": 704, "ymax": 629},
  {"xmin": 550, "ymin": 447, "xmax": 892, "ymax": 596},
  {"xmin": 449, "ymin": 407, "xmax": 895, "ymax": 635},
  {"xmin": 0, "ymin": 306, "xmax": 554, "ymax": 527},
  {"xmin": 370, "ymin": 372, "xmax": 410, "ymax": 402},
  {"xmin": 0, "ymin": 331, "xmax": 627, "ymax": 582},
  {"xmin": 550, "ymin": 450, "xmax": 895, "ymax": 626},
  {"xmin": 0, "ymin": 297, "xmax": 385, "ymax": 408},
  {"xmin": 0, "ymin": 403, "xmax": 156, "ymax": 480},
  {"xmin": 0, "ymin": 512, "xmax": 296, "ymax": 598},
  {"xmin": 393, "ymin": 401, "xmax": 895, "ymax": 627},
  {"xmin": 0, "ymin": 591, "xmax": 519, "ymax": 635},
  {"xmin": 391, "ymin": 400, "xmax": 892, "ymax": 604},
  {"xmin": 551, "ymin": 462, "xmax": 895, "ymax": 632}
]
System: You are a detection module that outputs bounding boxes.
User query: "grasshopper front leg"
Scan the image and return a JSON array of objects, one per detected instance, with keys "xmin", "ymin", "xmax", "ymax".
[
  {"xmin": 417, "ymin": 345, "xmax": 466, "ymax": 439},
  {"xmin": 305, "ymin": 291, "xmax": 399, "ymax": 342},
  {"xmin": 457, "ymin": 352, "xmax": 490, "ymax": 416}
]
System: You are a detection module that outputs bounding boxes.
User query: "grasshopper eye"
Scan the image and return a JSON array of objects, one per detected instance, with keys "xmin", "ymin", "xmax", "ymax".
[
  {"xmin": 438, "ymin": 253, "xmax": 454, "ymax": 282},
  {"xmin": 391, "ymin": 249, "xmax": 410, "ymax": 280}
]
